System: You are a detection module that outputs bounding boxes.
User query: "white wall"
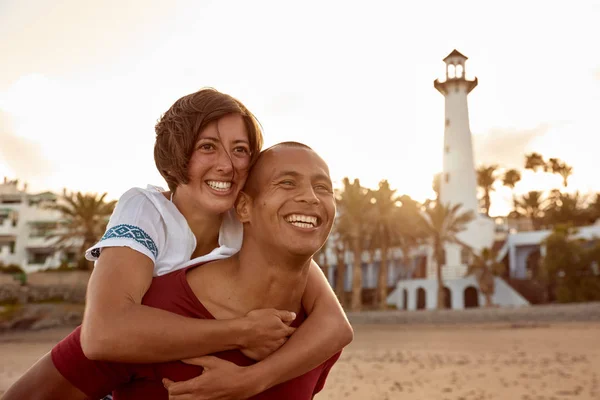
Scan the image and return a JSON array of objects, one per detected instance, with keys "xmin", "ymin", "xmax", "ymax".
[{"xmin": 387, "ymin": 277, "xmax": 529, "ymax": 311}]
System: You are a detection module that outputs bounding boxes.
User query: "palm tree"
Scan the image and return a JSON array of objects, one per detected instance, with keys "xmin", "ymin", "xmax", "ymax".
[
  {"xmin": 336, "ymin": 178, "xmax": 372, "ymax": 311},
  {"xmin": 418, "ymin": 202, "xmax": 475, "ymax": 309},
  {"xmin": 46, "ymin": 191, "xmax": 116, "ymax": 270},
  {"xmin": 332, "ymin": 232, "xmax": 347, "ymax": 306},
  {"xmin": 514, "ymin": 191, "xmax": 546, "ymax": 230},
  {"xmin": 524, "ymin": 152, "xmax": 546, "ymax": 172},
  {"xmin": 369, "ymin": 180, "xmax": 399, "ymax": 309},
  {"xmin": 364, "ymin": 231, "xmax": 380, "ymax": 307},
  {"xmin": 432, "ymin": 173, "xmax": 442, "ymax": 200},
  {"xmin": 466, "ymin": 247, "xmax": 505, "ymax": 307},
  {"xmin": 502, "ymin": 169, "xmax": 522, "ymax": 210},
  {"xmin": 393, "ymin": 195, "xmax": 425, "ymax": 280},
  {"xmin": 546, "ymin": 158, "xmax": 573, "ymax": 188},
  {"xmin": 586, "ymin": 193, "xmax": 600, "ymax": 224},
  {"xmin": 543, "ymin": 190, "xmax": 588, "ymax": 227},
  {"xmin": 314, "ymin": 239, "xmax": 331, "ymax": 281},
  {"xmin": 476, "ymin": 165, "xmax": 498, "ymax": 216}
]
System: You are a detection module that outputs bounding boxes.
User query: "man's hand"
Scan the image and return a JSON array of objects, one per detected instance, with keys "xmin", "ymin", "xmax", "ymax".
[
  {"xmin": 163, "ymin": 356, "xmax": 262, "ymax": 400},
  {"xmin": 239, "ymin": 308, "xmax": 296, "ymax": 361}
]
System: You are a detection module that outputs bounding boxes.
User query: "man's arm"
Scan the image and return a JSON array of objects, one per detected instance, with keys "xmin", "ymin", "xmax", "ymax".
[
  {"xmin": 82, "ymin": 247, "xmax": 294, "ymax": 362},
  {"xmin": 2, "ymin": 353, "xmax": 87, "ymax": 400}
]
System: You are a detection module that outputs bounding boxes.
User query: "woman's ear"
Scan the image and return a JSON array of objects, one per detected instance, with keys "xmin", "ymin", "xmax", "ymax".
[{"xmin": 235, "ymin": 192, "xmax": 252, "ymax": 223}]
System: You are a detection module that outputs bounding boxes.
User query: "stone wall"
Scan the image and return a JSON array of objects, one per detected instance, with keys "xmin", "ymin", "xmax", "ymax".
[
  {"xmin": 0, "ymin": 303, "xmax": 84, "ymax": 332},
  {"xmin": 0, "ymin": 270, "xmax": 90, "ymax": 305},
  {"xmin": 347, "ymin": 302, "xmax": 600, "ymax": 325},
  {"xmin": 0, "ymin": 284, "xmax": 87, "ymax": 304},
  {"xmin": 26, "ymin": 270, "xmax": 91, "ymax": 286},
  {"xmin": 0, "ymin": 274, "xmax": 16, "ymax": 285}
]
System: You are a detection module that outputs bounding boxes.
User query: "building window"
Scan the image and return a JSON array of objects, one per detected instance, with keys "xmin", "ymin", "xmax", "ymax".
[
  {"xmin": 447, "ymin": 64, "xmax": 456, "ymax": 79},
  {"xmin": 445, "ymin": 173, "xmax": 450, "ymax": 183},
  {"xmin": 440, "ymin": 249, "xmax": 447, "ymax": 265},
  {"xmin": 2, "ymin": 200, "xmax": 19, "ymax": 204},
  {"xmin": 460, "ymin": 247, "xmax": 471, "ymax": 264},
  {"xmin": 9, "ymin": 242, "xmax": 15, "ymax": 254},
  {"xmin": 28, "ymin": 252, "xmax": 49, "ymax": 264},
  {"xmin": 29, "ymin": 222, "xmax": 58, "ymax": 238}
]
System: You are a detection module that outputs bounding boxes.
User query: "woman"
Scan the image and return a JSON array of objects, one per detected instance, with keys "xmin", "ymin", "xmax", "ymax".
[{"xmin": 81, "ymin": 88, "xmax": 353, "ymax": 398}]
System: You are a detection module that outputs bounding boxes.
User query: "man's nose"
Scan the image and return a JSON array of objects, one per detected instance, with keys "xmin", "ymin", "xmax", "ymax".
[{"xmin": 296, "ymin": 185, "xmax": 320, "ymax": 205}]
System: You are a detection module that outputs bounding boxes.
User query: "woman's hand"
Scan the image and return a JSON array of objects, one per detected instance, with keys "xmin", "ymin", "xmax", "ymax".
[
  {"xmin": 163, "ymin": 357, "xmax": 263, "ymax": 400},
  {"xmin": 238, "ymin": 308, "xmax": 296, "ymax": 361}
]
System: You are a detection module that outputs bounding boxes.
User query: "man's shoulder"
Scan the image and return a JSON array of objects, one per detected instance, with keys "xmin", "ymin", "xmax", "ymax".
[{"xmin": 143, "ymin": 266, "xmax": 213, "ymax": 320}]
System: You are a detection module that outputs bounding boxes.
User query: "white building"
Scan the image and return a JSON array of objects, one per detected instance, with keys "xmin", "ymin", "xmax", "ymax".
[
  {"xmin": 496, "ymin": 221, "xmax": 600, "ymax": 279},
  {"xmin": 387, "ymin": 50, "xmax": 527, "ymax": 310},
  {"xmin": 0, "ymin": 178, "xmax": 76, "ymax": 272},
  {"xmin": 432, "ymin": 49, "xmax": 496, "ymax": 280}
]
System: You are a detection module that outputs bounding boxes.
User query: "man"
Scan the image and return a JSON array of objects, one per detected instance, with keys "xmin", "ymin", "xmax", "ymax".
[{"xmin": 4, "ymin": 142, "xmax": 343, "ymax": 400}]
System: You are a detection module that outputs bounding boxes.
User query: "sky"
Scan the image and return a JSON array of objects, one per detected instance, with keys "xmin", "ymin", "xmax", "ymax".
[{"xmin": 1, "ymin": 0, "xmax": 599, "ymax": 216}]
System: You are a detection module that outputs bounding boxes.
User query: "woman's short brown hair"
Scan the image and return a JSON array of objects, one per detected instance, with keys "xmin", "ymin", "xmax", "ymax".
[{"xmin": 154, "ymin": 88, "xmax": 264, "ymax": 192}]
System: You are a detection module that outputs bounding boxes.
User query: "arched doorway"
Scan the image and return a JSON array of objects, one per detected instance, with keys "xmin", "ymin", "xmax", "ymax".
[
  {"xmin": 443, "ymin": 286, "xmax": 452, "ymax": 309},
  {"xmin": 416, "ymin": 288, "xmax": 426, "ymax": 310},
  {"xmin": 402, "ymin": 289, "xmax": 408, "ymax": 310},
  {"xmin": 526, "ymin": 249, "xmax": 541, "ymax": 279},
  {"xmin": 464, "ymin": 286, "xmax": 479, "ymax": 308}
]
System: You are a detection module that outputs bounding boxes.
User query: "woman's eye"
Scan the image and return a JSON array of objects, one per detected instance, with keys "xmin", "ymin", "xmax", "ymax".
[
  {"xmin": 233, "ymin": 146, "xmax": 250, "ymax": 154},
  {"xmin": 198, "ymin": 143, "xmax": 215, "ymax": 151}
]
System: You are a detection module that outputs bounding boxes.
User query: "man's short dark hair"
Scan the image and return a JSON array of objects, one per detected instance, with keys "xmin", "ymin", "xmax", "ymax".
[{"xmin": 242, "ymin": 141, "xmax": 313, "ymax": 197}]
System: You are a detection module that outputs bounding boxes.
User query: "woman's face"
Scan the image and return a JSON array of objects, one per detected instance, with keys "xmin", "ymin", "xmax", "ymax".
[{"xmin": 178, "ymin": 114, "xmax": 252, "ymax": 215}]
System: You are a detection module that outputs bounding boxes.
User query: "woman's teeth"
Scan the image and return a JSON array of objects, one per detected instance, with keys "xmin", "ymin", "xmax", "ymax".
[{"xmin": 206, "ymin": 181, "xmax": 232, "ymax": 191}]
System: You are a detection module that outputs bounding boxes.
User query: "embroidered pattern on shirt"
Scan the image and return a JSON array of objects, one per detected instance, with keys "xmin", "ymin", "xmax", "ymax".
[{"xmin": 100, "ymin": 224, "xmax": 158, "ymax": 258}]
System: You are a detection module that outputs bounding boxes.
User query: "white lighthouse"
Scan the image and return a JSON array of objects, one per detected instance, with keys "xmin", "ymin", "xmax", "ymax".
[
  {"xmin": 386, "ymin": 50, "xmax": 528, "ymax": 311},
  {"xmin": 431, "ymin": 49, "xmax": 495, "ymax": 279}
]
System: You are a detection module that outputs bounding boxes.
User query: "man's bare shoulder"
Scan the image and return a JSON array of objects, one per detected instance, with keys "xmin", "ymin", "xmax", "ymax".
[{"xmin": 184, "ymin": 258, "xmax": 239, "ymax": 317}]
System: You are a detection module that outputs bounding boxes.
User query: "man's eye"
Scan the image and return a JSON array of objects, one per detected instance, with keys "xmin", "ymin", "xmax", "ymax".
[
  {"xmin": 281, "ymin": 180, "xmax": 294, "ymax": 186},
  {"xmin": 316, "ymin": 185, "xmax": 333, "ymax": 192}
]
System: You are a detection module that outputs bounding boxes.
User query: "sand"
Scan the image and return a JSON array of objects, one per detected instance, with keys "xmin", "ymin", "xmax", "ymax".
[{"xmin": 2, "ymin": 322, "xmax": 599, "ymax": 399}]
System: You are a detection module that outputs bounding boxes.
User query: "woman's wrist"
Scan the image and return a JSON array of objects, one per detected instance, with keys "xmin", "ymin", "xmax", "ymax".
[
  {"xmin": 241, "ymin": 363, "xmax": 273, "ymax": 395},
  {"xmin": 227, "ymin": 316, "xmax": 251, "ymax": 349}
]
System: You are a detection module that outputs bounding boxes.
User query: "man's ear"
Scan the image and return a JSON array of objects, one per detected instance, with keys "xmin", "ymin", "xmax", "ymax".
[{"xmin": 235, "ymin": 192, "xmax": 252, "ymax": 223}]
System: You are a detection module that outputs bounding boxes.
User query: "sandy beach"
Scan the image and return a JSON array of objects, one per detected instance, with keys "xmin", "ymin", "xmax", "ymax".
[{"xmin": 2, "ymin": 322, "xmax": 599, "ymax": 399}]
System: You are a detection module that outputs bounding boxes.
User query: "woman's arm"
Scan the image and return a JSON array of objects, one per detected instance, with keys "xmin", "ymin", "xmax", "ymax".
[
  {"xmin": 246, "ymin": 260, "xmax": 353, "ymax": 391},
  {"xmin": 2, "ymin": 353, "xmax": 87, "ymax": 400},
  {"xmin": 81, "ymin": 247, "xmax": 295, "ymax": 363},
  {"xmin": 175, "ymin": 260, "xmax": 353, "ymax": 398}
]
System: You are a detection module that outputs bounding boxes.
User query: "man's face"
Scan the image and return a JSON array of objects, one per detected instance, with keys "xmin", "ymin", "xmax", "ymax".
[{"xmin": 243, "ymin": 146, "xmax": 336, "ymax": 258}]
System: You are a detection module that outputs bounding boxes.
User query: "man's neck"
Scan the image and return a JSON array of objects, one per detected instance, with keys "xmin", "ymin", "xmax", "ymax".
[{"xmin": 188, "ymin": 238, "xmax": 312, "ymax": 318}]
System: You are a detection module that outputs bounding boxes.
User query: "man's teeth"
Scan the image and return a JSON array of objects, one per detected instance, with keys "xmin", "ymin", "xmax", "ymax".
[
  {"xmin": 285, "ymin": 214, "xmax": 318, "ymax": 228},
  {"xmin": 206, "ymin": 181, "xmax": 232, "ymax": 191}
]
